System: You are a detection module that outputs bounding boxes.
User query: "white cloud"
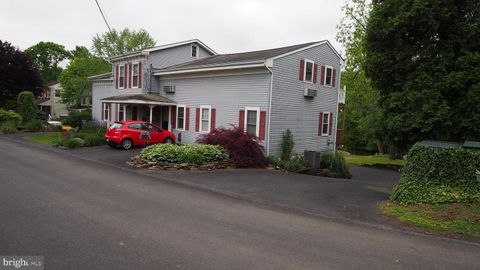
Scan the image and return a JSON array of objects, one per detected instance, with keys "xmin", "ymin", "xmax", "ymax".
[{"xmin": 0, "ymin": 0, "xmax": 344, "ymax": 55}]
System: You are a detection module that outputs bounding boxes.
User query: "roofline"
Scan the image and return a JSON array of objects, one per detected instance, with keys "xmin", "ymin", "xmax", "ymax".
[
  {"xmin": 88, "ymin": 72, "xmax": 113, "ymax": 81},
  {"xmin": 153, "ymin": 62, "xmax": 267, "ymax": 76},
  {"xmin": 108, "ymin": 39, "xmax": 217, "ymax": 62},
  {"xmin": 268, "ymin": 40, "xmax": 344, "ymax": 62}
]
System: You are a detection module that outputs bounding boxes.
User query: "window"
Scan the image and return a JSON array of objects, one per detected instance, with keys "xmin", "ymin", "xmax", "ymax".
[
  {"xmin": 109, "ymin": 123, "xmax": 123, "ymax": 130},
  {"xmin": 245, "ymin": 107, "xmax": 260, "ymax": 136},
  {"xmin": 304, "ymin": 60, "xmax": 314, "ymax": 83},
  {"xmin": 128, "ymin": 123, "xmax": 142, "ymax": 130},
  {"xmin": 324, "ymin": 66, "xmax": 333, "ymax": 86},
  {"xmin": 55, "ymin": 89, "xmax": 61, "ymax": 97},
  {"xmin": 177, "ymin": 105, "xmax": 186, "ymax": 130},
  {"xmin": 103, "ymin": 103, "xmax": 110, "ymax": 121},
  {"xmin": 119, "ymin": 65, "xmax": 125, "ymax": 88},
  {"xmin": 322, "ymin": 112, "xmax": 330, "ymax": 136},
  {"xmin": 142, "ymin": 124, "xmax": 160, "ymax": 132},
  {"xmin": 132, "ymin": 63, "xmax": 139, "ymax": 88},
  {"xmin": 191, "ymin": 44, "xmax": 199, "ymax": 58},
  {"xmin": 118, "ymin": 105, "xmax": 125, "ymax": 121},
  {"xmin": 200, "ymin": 105, "xmax": 211, "ymax": 133}
]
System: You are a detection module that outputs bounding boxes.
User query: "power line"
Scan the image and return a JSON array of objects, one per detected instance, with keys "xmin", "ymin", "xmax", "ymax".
[{"xmin": 94, "ymin": 0, "xmax": 113, "ymax": 33}]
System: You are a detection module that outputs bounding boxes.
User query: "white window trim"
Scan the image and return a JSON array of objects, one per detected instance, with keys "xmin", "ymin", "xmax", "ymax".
[
  {"xmin": 191, "ymin": 44, "xmax": 199, "ymax": 59},
  {"xmin": 199, "ymin": 105, "xmax": 211, "ymax": 134},
  {"xmin": 244, "ymin": 106, "xmax": 260, "ymax": 137},
  {"xmin": 324, "ymin": 65, "xmax": 334, "ymax": 87},
  {"xmin": 304, "ymin": 59, "xmax": 315, "ymax": 83},
  {"xmin": 103, "ymin": 103, "xmax": 110, "ymax": 121},
  {"xmin": 321, "ymin": 111, "xmax": 330, "ymax": 136},
  {"xmin": 176, "ymin": 104, "xmax": 186, "ymax": 131},
  {"xmin": 131, "ymin": 62, "xmax": 139, "ymax": 89},
  {"xmin": 118, "ymin": 65, "xmax": 125, "ymax": 89}
]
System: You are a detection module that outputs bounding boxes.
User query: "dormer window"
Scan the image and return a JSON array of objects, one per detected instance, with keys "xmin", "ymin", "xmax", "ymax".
[{"xmin": 191, "ymin": 44, "xmax": 199, "ymax": 58}]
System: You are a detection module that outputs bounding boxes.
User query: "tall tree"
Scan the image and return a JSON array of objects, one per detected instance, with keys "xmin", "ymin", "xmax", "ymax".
[
  {"xmin": 336, "ymin": 0, "xmax": 383, "ymax": 153},
  {"xmin": 25, "ymin": 41, "xmax": 71, "ymax": 84},
  {"xmin": 0, "ymin": 40, "xmax": 43, "ymax": 109},
  {"xmin": 59, "ymin": 52, "xmax": 110, "ymax": 107},
  {"xmin": 365, "ymin": 0, "xmax": 480, "ymax": 155},
  {"xmin": 92, "ymin": 28, "xmax": 156, "ymax": 58},
  {"xmin": 69, "ymin": 46, "xmax": 90, "ymax": 59}
]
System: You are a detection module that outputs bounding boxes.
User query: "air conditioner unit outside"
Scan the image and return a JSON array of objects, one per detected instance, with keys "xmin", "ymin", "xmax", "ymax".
[
  {"xmin": 163, "ymin": 85, "xmax": 175, "ymax": 94},
  {"xmin": 304, "ymin": 88, "xmax": 317, "ymax": 98}
]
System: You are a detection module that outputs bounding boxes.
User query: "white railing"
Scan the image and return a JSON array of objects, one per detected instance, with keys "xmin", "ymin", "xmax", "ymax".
[{"xmin": 338, "ymin": 86, "xmax": 346, "ymax": 104}]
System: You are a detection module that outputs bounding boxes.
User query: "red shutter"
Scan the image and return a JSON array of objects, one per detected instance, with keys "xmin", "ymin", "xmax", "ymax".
[
  {"xmin": 320, "ymin": 65, "xmax": 325, "ymax": 85},
  {"xmin": 239, "ymin": 110, "xmax": 245, "ymax": 131},
  {"xmin": 329, "ymin": 113, "xmax": 333, "ymax": 135},
  {"xmin": 195, "ymin": 108, "xmax": 200, "ymax": 132},
  {"xmin": 138, "ymin": 62, "xmax": 142, "ymax": 88},
  {"xmin": 115, "ymin": 65, "xmax": 119, "ymax": 89},
  {"xmin": 185, "ymin": 107, "xmax": 190, "ymax": 130},
  {"xmin": 299, "ymin": 59, "xmax": 305, "ymax": 81},
  {"xmin": 318, "ymin": 112, "xmax": 323, "ymax": 136},
  {"xmin": 313, "ymin": 64, "xmax": 318, "ymax": 84},
  {"xmin": 171, "ymin": 106, "xmax": 177, "ymax": 129},
  {"xmin": 332, "ymin": 69, "xmax": 337, "ymax": 87},
  {"xmin": 128, "ymin": 63, "xmax": 132, "ymax": 88},
  {"xmin": 210, "ymin": 108, "xmax": 216, "ymax": 132},
  {"xmin": 259, "ymin": 111, "xmax": 266, "ymax": 140}
]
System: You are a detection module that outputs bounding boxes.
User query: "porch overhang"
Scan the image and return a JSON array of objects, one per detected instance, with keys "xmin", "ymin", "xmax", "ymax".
[{"xmin": 100, "ymin": 94, "xmax": 176, "ymax": 106}]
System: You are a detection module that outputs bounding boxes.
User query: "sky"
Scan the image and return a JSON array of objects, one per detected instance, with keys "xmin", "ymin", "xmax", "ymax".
[{"xmin": 0, "ymin": 0, "xmax": 345, "ymax": 55}]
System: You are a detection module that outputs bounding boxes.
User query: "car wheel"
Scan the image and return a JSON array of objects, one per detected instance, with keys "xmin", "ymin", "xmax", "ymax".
[
  {"xmin": 121, "ymin": 139, "xmax": 133, "ymax": 150},
  {"xmin": 163, "ymin": 138, "xmax": 173, "ymax": 144}
]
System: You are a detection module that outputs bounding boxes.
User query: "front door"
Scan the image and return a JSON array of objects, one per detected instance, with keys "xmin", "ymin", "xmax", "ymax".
[
  {"xmin": 132, "ymin": 106, "xmax": 138, "ymax": 120},
  {"xmin": 161, "ymin": 106, "xmax": 169, "ymax": 130}
]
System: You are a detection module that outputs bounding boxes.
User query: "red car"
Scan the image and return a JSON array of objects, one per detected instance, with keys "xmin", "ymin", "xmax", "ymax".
[{"xmin": 105, "ymin": 120, "xmax": 176, "ymax": 150}]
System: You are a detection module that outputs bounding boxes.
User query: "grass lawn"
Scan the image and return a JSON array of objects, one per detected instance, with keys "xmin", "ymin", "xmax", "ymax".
[
  {"xmin": 343, "ymin": 154, "xmax": 405, "ymax": 167},
  {"xmin": 379, "ymin": 201, "xmax": 480, "ymax": 239},
  {"xmin": 23, "ymin": 133, "xmax": 61, "ymax": 144}
]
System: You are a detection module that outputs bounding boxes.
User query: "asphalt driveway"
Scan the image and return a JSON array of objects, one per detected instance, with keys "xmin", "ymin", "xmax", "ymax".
[{"xmin": 46, "ymin": 139, "xmax": 401, "ymax": 227}]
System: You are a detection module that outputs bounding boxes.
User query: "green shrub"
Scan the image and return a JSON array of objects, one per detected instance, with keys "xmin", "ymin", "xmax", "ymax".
[
  {"xmin": 81, "ymin": 133, "xmax": 105, "ymax": 146},
  {"xmin": 80, "ymin": 122, "xmax": 106, "ymax": 134},
  {"xmin": 0, "ymin": 121, "xmax": 19, "ymax": 134},
  {"xmin": 17, "ymin": 91, "xmax": 36, "ymax": 123},
  {"xmin": 267, "ymin": 155, "xmax": 307, "ymax": 172},
  {"xmin": 62, "ymin": 109, "xmax": 92, "ymax": 128},
  {"xmin": 141, "ymin": 144, "xmax": 229, "ymax": 165},
  {"xmin": 21, "ymin": 119, "xmax": 44, "ymax": 132},
  {"xmin": 0, "ymin": 109, "xmax": 22, "ymax": 126},
  {"xmin": 281, "ymin": 129, "xmax": 295, "ymax": 161},
  {"xmin": 62, "ymin": 138, "xmax": 84, "ymax": 149},
  {"xmin": 320, "ymin": 151, "xmax": 351, "ymax": 177},
  {"xmin": 391, "ymin": 144, "xmax": 480, "ymax": 205}
]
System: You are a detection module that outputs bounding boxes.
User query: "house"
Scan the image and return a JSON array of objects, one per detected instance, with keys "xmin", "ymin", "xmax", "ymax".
[
  {"xmin": 37, "ymin": 82, "xmax": 69, "ymax": 120},
  {"xmin": 89, "ymin": 39, "xmax": 345, "ymax": 156}
]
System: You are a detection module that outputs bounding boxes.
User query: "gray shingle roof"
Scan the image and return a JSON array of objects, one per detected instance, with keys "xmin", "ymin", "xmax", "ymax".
[
  {"xmin": 154, "ymin": 41, "xmax": 320, "ymax": 72},
  {"xmin": 101, "ymin": 94, "xmax": 176, "ymax": 104}
]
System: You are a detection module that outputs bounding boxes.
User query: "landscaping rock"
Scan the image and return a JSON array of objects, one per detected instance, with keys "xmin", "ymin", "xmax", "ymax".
[{"xmin": 127, "ymin": 155, "xmax": 232, "ymax": 171}]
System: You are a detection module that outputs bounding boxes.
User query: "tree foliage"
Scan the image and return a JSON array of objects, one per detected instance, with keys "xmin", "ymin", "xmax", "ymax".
[
  {"xmin": 336, "ymin": 0, "xmax": 383, "ymax": 153},
  {"xmin": 25, "ymin": 41, "xmax": 70, "ymax": 84},
  {"xmin": 92, "ymin": 28, "xmax": 156, "ymax": 58},
  {"xmin": 365, "ymin": 0, "xmax": 480, "ymax": 153},
  {"xmin": 59, "ymin": 51, "xmax": 110, "ymax": 107},
  {"xmin": 17, "ymin": 91, "xmax": 36, "ymax": 123},
  {"xmin": 0, "ymin": 40, "xmax": 43, "ymax": 109}
]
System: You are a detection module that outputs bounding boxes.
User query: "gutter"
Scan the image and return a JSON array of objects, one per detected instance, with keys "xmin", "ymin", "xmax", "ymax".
[
  {"xmin": 153, "ymin": 62, "xmax": 266, "ymax": 76},
  {"xmin": 266, "ymin": 62, "xmax": 274, "ymax": 156}
]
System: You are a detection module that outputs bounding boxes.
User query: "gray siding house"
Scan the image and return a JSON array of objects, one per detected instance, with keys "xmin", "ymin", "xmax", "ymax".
[{"xmin": 90, "ymin": 39, "xmax": 344, "ymax": 156}]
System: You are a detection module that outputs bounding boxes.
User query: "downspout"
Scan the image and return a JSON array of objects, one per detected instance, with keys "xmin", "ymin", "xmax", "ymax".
[
  {"xmin": 333, "ymin": 63, "xmax": 343, "ymax": 154},
  {"xmin": 266, "ymin": 64, "xmax": 274, "ymax": 156}
]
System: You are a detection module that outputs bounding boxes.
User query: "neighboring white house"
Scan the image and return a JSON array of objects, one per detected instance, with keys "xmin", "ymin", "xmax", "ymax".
[
  {"xmin": 37, "ymin": 82, "xmax": 69, "ymax": 120},
  {"xmin": 89, "ymin": 39, "xmax": 345, "ymax": 156}
]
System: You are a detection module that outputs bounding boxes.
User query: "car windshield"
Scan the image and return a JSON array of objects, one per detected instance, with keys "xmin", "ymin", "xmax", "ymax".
[{"xmin": 109, "ymin": 123, "xmax": 123, "ymax": 130}]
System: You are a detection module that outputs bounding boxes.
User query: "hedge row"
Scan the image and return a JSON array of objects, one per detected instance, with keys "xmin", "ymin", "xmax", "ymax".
[
  {"xmin": 140, "ymin": 144, "xmax": 229, "ymax": 165},
  {"xmin": 391, "ymin": 144, "xmax": 480, "ymax": 204}
]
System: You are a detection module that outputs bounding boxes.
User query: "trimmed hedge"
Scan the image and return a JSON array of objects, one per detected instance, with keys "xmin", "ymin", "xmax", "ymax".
[
  {"xmin": 391, "ymin": 144, "xmax": 480, "ymax": 205},
  {"xmin": 141, "ymin": 144, "xmax": 229, "ymax": 165}
]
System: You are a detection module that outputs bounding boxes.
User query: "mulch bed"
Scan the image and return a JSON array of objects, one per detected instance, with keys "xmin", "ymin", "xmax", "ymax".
[{"xmin": 127, "ymin": 155, "xmax": 233, "ymax": 171}]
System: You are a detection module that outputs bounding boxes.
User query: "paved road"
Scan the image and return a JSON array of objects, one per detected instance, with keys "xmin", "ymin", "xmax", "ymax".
[{"xmin": 0, "ymin": 137, "xmax": 479, "ymax": 270}]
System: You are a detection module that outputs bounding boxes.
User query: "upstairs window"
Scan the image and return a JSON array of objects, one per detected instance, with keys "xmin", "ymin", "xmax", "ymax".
[
  {"xmin": 191, "ymin": 44, "xmax": 199, "ymax": 58},
  {"xmin": 325, "ymin": 66, "xmax": 333, "ymax": 86},
  {"xmin": 132, "ymin": 63, "xmax": 139, "ymax": 88},
  {"xmin": 304, "ymin": 60, "xmax": 314, "ymax": 83},
  {"xmin": 55, "ymin": 89, "xmax": 61, "ymax": 97},
  {"xmin": 119, "ymin": 65, "xmax": 125, "ymax": 88}
]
